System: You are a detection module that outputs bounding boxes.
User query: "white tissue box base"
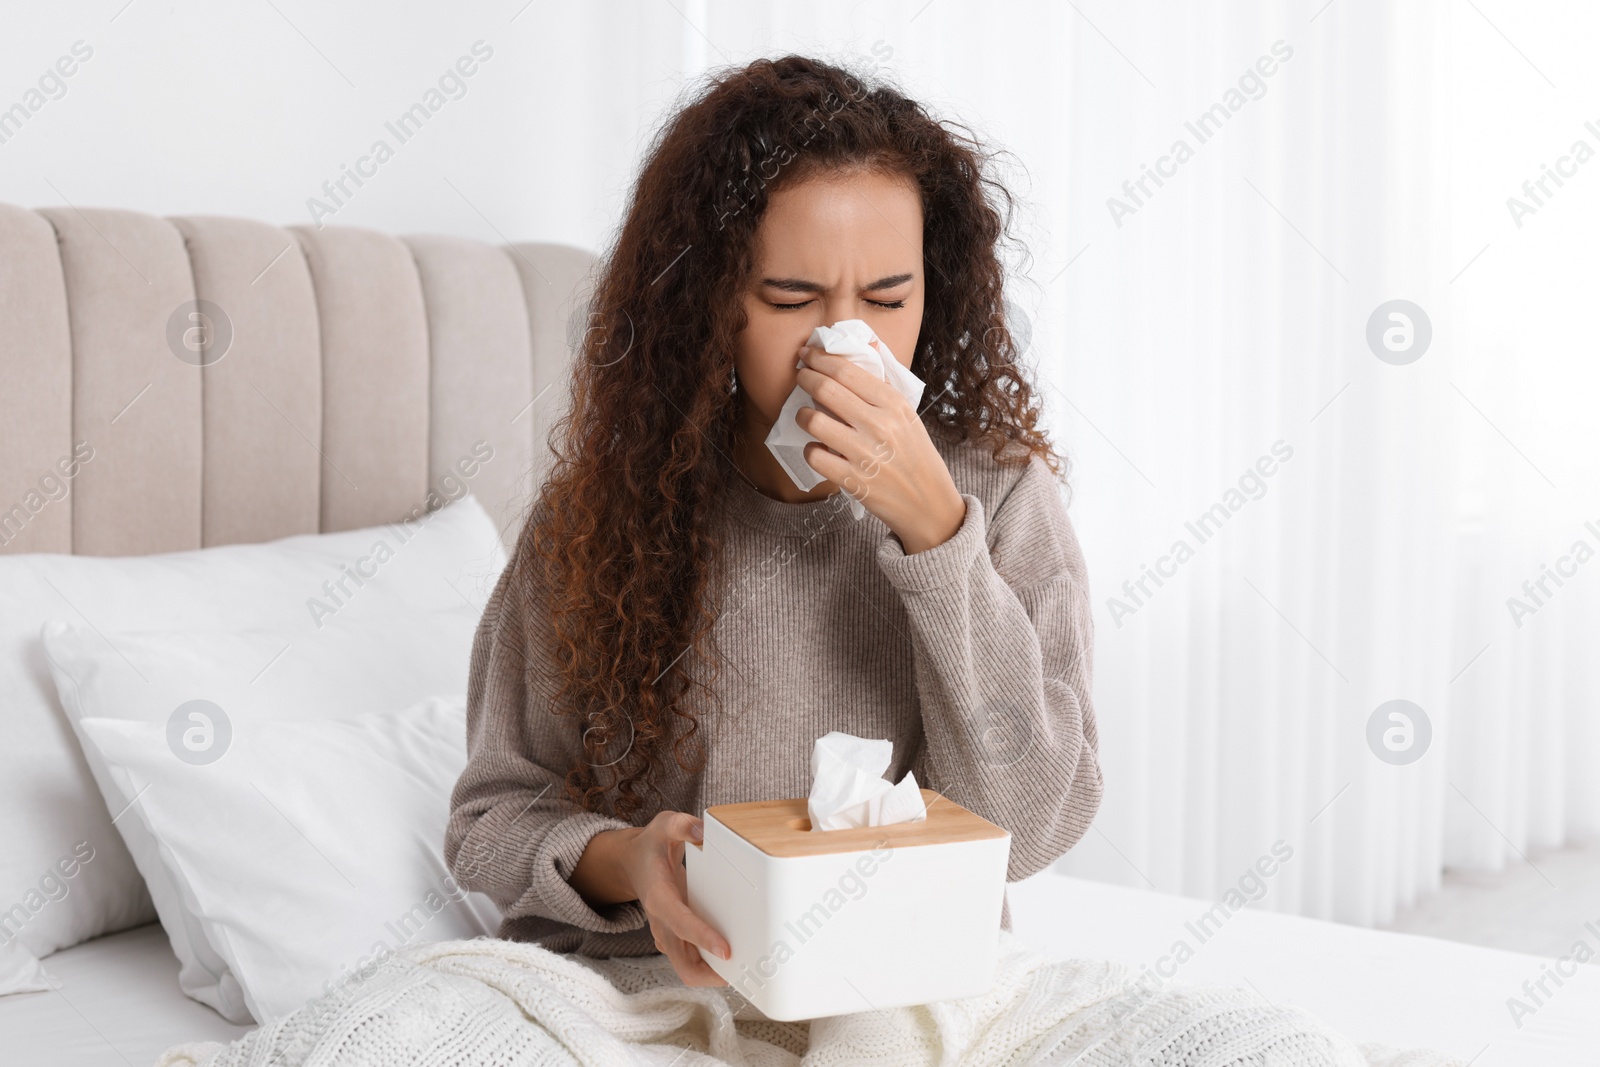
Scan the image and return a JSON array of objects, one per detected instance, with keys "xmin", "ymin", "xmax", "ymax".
[{"xmin": 685, "ymin": 812, "xmax": 1010, "ymax": 1021}]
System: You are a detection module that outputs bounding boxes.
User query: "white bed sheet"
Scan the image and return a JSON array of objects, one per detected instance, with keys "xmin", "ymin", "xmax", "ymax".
[
  {"xmin": 1010, "ymin": 872, "xmax": 1600, "ymax": 1066},
  {"xmin": 4, "ymin": 877, "xmax": 1594, "ymax": 1065},
  {"xmin": 0, "ymin": 922, "xmax": 251, "ymax": 1066}
]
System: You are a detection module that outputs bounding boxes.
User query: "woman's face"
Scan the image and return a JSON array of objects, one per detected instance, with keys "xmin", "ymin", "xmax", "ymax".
[{"xmin": 734, "ymin": 168, "xmax": 925, "ymax": 450}]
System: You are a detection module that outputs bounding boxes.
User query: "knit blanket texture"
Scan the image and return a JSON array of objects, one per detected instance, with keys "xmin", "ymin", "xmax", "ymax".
[{"xmin": 155, "ymin": 929, "xmax": 1462, "ymax": 1067}]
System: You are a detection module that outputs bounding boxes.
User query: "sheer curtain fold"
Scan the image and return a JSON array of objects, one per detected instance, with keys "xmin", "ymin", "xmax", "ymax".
[{"xmin": 1035, "ymin": 0, "xmax": 1593, "ymax": 925}]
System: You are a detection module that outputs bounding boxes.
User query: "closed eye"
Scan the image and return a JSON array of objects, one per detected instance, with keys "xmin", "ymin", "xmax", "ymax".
[{"xmin": 767, "ymin": 299, "xmax": 907, "ymax": 310}]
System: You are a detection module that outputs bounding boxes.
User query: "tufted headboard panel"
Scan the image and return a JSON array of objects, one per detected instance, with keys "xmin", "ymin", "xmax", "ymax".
[{"xmin": 0, "ymin": 202, "xmax": 592, "ymax": 557}]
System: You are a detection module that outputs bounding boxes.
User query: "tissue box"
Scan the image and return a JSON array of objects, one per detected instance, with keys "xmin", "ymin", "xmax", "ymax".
[{"xmin": 684, "ymin": 788, "xmax": 1010, "ymax": 1021}]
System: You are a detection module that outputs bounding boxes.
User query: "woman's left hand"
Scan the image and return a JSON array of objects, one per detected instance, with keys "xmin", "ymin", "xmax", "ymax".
[{"xmin": 794, "ymin": 344, "xmax": 967, "ymax": 554}]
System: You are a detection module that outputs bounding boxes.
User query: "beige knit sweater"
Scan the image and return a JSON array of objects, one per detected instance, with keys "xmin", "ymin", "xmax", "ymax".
[{"xmin": 444, "ymin": 434, "xmax": 1102, "ymax": 959}]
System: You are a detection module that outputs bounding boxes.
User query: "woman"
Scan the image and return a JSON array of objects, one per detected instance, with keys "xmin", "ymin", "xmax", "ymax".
[{"xmin": 444, "ymin": 54, "xmax": 1101, "ymax": 991}]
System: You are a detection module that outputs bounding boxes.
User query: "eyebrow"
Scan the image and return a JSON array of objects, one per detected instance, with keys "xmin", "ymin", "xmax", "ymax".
[{"xmin": 759, "ymin": 272, "xmax": 914, "ymax": 294}]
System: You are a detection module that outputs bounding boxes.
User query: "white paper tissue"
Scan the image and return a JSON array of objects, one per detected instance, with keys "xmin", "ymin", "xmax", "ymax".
[
  {"xmin": 806, "ymin": 730, "xmax": 929, "ymax": 831},
  {"xmin": 763, "ymin": 319, "xmax": 926, "ymax": 520}
]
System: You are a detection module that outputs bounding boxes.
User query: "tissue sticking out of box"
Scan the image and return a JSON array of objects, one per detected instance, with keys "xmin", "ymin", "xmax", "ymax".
[
  {"xmin": 806, "ymin": 731, "xmax": 929, "ymax": 831},
  {"xmin": 763, "ymin": 319, "xmax": 926, "ymax": 520}
]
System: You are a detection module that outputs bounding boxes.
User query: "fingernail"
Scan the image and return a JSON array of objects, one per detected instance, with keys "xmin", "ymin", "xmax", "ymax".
[{"xmin": 692, "ymin": 821, "xmax": 704, "ymax": 841}]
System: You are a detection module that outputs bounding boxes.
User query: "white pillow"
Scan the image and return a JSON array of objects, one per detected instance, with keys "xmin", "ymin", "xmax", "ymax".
[
  {"xmin": 42, "ymin": 616, "xmax": 491, "ymax": 1022},
  {"xmin": 0, "ymin": 495, "xmax": 504, "ymax": 969},
  {"xmin": 73, "ymin": 696, "xmax": 500, "ymax": 1024}
]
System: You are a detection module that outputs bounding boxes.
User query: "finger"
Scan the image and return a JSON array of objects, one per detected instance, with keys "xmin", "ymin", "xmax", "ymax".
[
  {"xmin": 795, "ymin": 364, "xmax": 879, "ymax": 429},
  {"xmin": 807, "ymin": 446, "xmax": 880, "ymax": 509},
  {"xmin": 642, "ymin": 815, "xmax": 724, "ymax": 955},
  {"xmin": 801, "ymin": 440, "xmax": 854, "ymax": 486},
  {"xmin": 652, "ymin": 921, "xmax": 723, "ymax": 985},
  {"xmin": 800, "ymin": 349, "xmax": 901, "ymax": 408},
  {"xmin": 796, "ymin": 403, "xmax": 864, "ymax": 458},
  {"xmin": 661, "ymin": 880, "xmax": 733, "ymax": 963},
  {"xmin": 649, "ymin": 904, "xmax": 727, "ymax": 977},
  {"xmin": 798, "ymin": 413, "xmax": 884, "ymax": 488},
  {"xmin": 657, "ymin": 810, "xmax": 702, "ymax": 844},
  {"xmin": 660, "ymin": 928, "xmax": 728, "ymax": 987}
]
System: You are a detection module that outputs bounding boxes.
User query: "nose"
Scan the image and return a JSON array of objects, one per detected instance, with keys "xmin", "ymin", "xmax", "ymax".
[{"xmin": 821, "ymin": 294, "xmax": 857, "ymax": 327}]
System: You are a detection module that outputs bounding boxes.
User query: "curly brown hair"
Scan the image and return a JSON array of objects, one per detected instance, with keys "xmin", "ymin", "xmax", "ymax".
[{"xmin": 524, "ymin": 54, "xmax": 1066, "ymax": 821}]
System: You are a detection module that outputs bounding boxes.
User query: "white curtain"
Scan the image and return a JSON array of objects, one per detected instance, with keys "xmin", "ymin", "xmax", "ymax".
[
  {"xmin": 1440, "ymin": 3, "xmax": 1600, "ymax": 868},
  {"xmin": 1040, "ymin": 0, "xmax": 1463, "ymax": 927},
  {"xmin": 551, "ymin": 0, "xmax": 1598, "ymax": 927}
]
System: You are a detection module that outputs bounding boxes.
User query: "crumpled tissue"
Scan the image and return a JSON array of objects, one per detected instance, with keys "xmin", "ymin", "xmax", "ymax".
[
  {"xmin": 806, "ymin": 730, "xmax": 929, "ymax": 831},
  {"xmin": 763, "ymin": 319, "xmax": 925, "ymax": 520}
]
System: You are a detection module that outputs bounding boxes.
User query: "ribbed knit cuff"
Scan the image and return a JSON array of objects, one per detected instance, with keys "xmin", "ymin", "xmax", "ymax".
[
  {"xmin": 875, "ymin": 493, "xmax": 986, "ymax": 593},
  {"xmin": 526, "ymin": 812, "xmax": 650, "ymax": 935}
]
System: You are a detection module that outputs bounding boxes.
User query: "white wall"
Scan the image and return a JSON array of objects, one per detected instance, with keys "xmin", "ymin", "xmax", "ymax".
[{"xmin": 0, "ymin": 0, "xmax": 709, "ymax": 253}]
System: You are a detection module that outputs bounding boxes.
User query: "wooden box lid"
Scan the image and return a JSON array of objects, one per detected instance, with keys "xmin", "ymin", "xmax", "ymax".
[{"xmin": 704, "ymin": 788, "xmax": 1008, "ymax": 858}]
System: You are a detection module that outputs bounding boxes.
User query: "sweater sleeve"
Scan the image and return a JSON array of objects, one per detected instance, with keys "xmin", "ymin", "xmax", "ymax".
[
  {"xmin": 443, "ymin": 536, "xmax": 649, "ymax": 936},
  {"xmin": 874, "ymin": 453, "xmax": 1103, "ymax": 883}
]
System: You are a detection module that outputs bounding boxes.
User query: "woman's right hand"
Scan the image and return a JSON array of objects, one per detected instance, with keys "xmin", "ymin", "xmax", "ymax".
[{"xmin": 619, "ymin": 811, "xmax": 732, "ymax": 987}]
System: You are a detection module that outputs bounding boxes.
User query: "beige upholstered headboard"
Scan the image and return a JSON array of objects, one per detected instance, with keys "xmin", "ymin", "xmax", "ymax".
[{"xmin": 0, "ymin": 202, "xmax": 593, "ymax": 557}]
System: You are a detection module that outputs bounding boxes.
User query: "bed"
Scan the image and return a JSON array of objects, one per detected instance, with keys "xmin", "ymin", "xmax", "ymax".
[
  {"xmin": 4, "ymin": 872, "xmax": 1596, "ymax": 1065},
  {"xmin": 2, "ymin": 200, "xmax": 1594, "ymax": 1063},
  {"xmin": 1009, "ymin": 875, "xmax": 1600, "ymax": 1066},
  {"xmin": 0, "ymin": 922, "xmax": 251, "ymax": 1064}
]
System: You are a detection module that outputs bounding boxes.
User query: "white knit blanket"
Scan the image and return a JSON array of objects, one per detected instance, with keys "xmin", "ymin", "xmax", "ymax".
[{"xmin": 156, "ymin": 930, "xmax": 1463, "ymax": 1067}]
